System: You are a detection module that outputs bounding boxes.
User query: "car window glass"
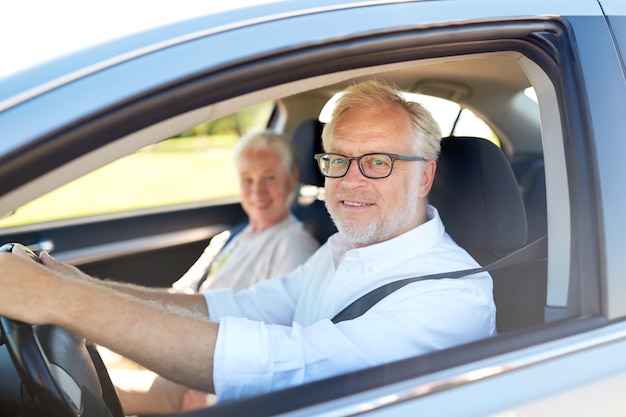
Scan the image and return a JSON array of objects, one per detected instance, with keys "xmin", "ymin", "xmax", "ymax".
[
  {"xmin": 319, "ymin": 92, "xmax": 500, "ymax": 146},
  {"xmin": 452, "ymin": 108, "xmax": 500, "ymax": 144},
  {"xmin": 0, "ymin": 102, "xmax": 275, "ymax": 229}
]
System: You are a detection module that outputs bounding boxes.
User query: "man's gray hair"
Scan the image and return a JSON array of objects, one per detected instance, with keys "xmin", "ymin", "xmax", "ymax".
[{"xmin": 321, "ymin": 79, "xmax": 442, "ymax": 160}]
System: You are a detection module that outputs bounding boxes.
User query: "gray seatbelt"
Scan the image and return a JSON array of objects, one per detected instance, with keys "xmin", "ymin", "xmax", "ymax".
[
  {"xmin": 331, "ymin": 235, "xmax": 548, "ymax": 324},
  {"xmin": 196, "ymin": 221, "xmax": 248, "ymax": 290}
]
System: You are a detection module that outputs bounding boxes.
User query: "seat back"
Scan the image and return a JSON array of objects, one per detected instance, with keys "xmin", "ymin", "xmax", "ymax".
[
  {"xmin": 429, "ymin": 136, "xmax": 528, "ymax": 265},
  {"xmin": 291, "ymin": 119, "xmax": 337, "ymax": 244},
  {"xmin": 430, "ymin": 136, "xmax": 548, "ymax": 333},
  {"xmin": 292, "ymin": 118, "xmax": 326, "ymax": 188}
]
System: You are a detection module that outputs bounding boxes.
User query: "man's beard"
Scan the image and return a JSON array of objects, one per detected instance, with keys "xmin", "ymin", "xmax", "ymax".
[
  {"xmin": 325, "ymin": 195, "xmax": 416, "ymax": 246},
  {"xmin": 329, "ymin": 212, "xmax": 380, "ymax": 245}
]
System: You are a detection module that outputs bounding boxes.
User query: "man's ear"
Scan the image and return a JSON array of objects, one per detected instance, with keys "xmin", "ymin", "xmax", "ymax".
[{"xmin": 418, "ymin": 160, "xmax": 437, "ymax": 198}]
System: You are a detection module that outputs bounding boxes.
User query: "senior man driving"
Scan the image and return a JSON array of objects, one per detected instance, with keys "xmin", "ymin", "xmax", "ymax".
[{"xmin": 0, "ymin": 79, "xmax": 495, "ymax": 403}]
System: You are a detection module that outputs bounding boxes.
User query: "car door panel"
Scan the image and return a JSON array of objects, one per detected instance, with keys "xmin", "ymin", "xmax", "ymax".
[{"xmin": 0, "ymin": 202, "xmax": 245, "ymax": 287}]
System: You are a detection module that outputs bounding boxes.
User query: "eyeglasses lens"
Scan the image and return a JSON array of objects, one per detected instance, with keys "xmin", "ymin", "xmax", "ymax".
[
  {"xmin": 361, "ymin": 154, "xmax": 392, "ymax": 178},
  {"xmin": 319, "ymin": 154, "xmax": 393, "ymax": 178}
]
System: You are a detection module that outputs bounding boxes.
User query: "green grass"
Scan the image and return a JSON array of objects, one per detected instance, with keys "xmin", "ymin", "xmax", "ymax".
[{"xmin": 0, "ymin": 137, "xmax": 240, "ymax": 228}]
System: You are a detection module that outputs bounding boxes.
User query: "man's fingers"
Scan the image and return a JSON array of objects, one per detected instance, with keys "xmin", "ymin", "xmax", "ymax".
[
  {"xmin": 11, "ymin": 244, "xmax": 33, "ymax": 260},
  {"xmin": 40, "ymin": 251, "xmax": 57, "ymax": 267}
]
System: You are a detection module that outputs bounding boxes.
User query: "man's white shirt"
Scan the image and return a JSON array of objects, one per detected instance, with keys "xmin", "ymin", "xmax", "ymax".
[{"xmin": 204, "ymin": 205, "xmax": 496, "ymax": 401}]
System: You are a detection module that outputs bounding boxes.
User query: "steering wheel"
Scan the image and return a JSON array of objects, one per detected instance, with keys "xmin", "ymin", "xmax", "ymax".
[{"xmin": 0, "ymin": 243, "xmax": 124, "ymax": 417}]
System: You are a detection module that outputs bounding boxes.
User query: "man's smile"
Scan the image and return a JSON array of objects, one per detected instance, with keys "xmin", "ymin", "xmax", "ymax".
[{"xmin": 342, "ymin": 200, "xmax": 373, "ymax": 208}]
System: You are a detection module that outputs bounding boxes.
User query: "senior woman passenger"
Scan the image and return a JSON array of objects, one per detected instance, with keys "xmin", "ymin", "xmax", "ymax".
[{"xmin": 173, "ymin": 130, "xmax": 320, "ymax": 293}]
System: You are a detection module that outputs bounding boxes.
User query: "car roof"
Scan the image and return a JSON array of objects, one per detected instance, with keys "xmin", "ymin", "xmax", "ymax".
[
  {"xmin": 1, "ymin": 0, "xmax": 288, "ymax": 106},
  {"xmin": 1, "ymin": 0, "xmax": 288, "ymax": 77},
  {"xmin": 1, "ymin": 0, "xmax": 424, "ymax": 103},
  {"xmin": 0, "ymin": 0, "xmax": 599, "ymax": 111}
]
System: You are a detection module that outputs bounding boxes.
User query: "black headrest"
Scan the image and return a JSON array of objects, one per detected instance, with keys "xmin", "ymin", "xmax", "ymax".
[
  {"xmin": 293, "ymin": 119, "xmax": 325, "ymax": 187},
  {"xmin": 429, "ymin": 136, "xmax": 527, "ymax": 265}
]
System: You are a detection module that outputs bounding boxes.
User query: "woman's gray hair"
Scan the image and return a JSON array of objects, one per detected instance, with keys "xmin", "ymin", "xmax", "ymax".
[
  {"xmin": 321, "ymin": 79, "xmax": 442, "ymax": 160},
  {"xmin": 233, "ymin": 130, "xmax": 298, "ymax": 174}
]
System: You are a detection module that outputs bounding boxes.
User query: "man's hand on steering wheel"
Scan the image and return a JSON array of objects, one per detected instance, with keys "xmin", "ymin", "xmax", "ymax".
[{"xmin": 0, "ymin": 243, "xmax": 124, "ymax": 417}]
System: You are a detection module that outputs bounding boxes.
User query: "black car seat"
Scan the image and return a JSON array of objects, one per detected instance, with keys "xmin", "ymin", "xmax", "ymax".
[
  {"xmin": 429, "ymin": 136, "xmax": 528, "ymax": 266},
  {"xmin": 429, "ymin": 136, "xmax": 547, "ymax": 333},
  {"xmin": 291, "ymin": 119, "xmax": 337, "ymax": 244}
]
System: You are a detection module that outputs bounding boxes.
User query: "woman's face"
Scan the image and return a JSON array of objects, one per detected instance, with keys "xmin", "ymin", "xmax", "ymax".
[{"xmin": 237, "ymin": 147, "xmax": 298, "ymax": 231}]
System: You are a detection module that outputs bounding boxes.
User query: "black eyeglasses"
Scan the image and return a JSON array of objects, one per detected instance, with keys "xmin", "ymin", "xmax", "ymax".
[{"xmin": 314, "ymin": 152, "xmax": 428, "ymax": 179}]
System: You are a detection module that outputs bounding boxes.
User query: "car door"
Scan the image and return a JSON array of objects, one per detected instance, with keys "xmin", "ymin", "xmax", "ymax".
[{"xmin": 2, "ymin": 0, "xmax": 626, "ymax": 416}]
